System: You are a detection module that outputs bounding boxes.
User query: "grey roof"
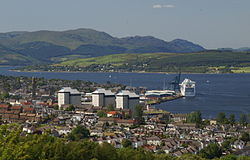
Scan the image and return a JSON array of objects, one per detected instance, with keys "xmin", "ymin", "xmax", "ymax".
[
  {"xmin": 116, "ymin": 90, "xmax": 139, "ymax": 98},
  {"xmin": 58, "ymin": 87, "xmax": 80, "ymax": 94},
  {"xmin": 92, "ymin": 88, "xmax": 115, "ymax": 96}
]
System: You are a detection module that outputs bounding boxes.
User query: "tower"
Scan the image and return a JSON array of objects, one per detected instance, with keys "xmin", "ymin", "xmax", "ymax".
[{"xmin": 31, "ymin": 77, "xmax": 36, "ymax": 98}]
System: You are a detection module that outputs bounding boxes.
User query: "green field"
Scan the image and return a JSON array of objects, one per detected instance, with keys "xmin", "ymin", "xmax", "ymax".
[
  {"xmin": 58, "ymin": 53, "xmax": 177, "ymax": 67},
  {"xmin": 231, "ymin": 67, "xmax": 250, "ymax": 73},
  {"xmin": 52, "ymin": 51, "xmax": 250, "ymax": 73}
]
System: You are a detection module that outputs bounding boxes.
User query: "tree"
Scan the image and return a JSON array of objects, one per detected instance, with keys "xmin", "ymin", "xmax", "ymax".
[
  {"xmin": 97, "ymin": 110, "xmax": 107, "ymax": 117},
  {"xmin": 125, "ymin": 113, "xmax": 131, "ymax": 119},
  {"xmin": 53, "ymin": 105, "xmax": 59, "ymax": 110},
  {"xmin": 221, "ymin": 140, "xmax": 231, "ymax": 152},
  {"xmin": 216, "ymin": 112, "xmax": 227, "ymax": 124},
  {"xmin": 236, "ymin": 155, "xmax": 250, "ymax": 160},
  {"xmin": 65, "ymin": 105, "xmax": 75, "ymax": 111},
  {"xmin": 239, "ymin": 114, "xmax": 247, "ymax": 126},
  {"xmin": 186, "ymin": 111, "xmax": 202, "ymax": 124},
  {"xmin": 219, "ymin": 155, "xmax": 237, "ymax": 160},
  {"xmin": 94, "ymin": 142, "xmax": 118, "ymax": 160},
  {"xmin": 107, "ymin": 104, "xmax": 115, "ymax": 111},
  {"xmin": 153, "ymin": 154, "xmax": 175, "ymax": 160},
  {"xmin": 67, "ymin": 125, "xmax": 90, "ymax": 141},
  {"xmin": 240, "ymin": 132, "xmax": 250, "ymax": 142},
  {"xmin": 0, "ymin": 92, "xmax": 10, "ymax": 101},
  {"xmin": 248, "ymin": 113, "xmax": 250, "ymax": 123},
  {"xmin": 199, "ymin": 143, "xmax": 222, "ymax": 159},
  {"xmin": 228, "ymin": 114, "xmax": 235, "ymax": 125},
  {"xmin": 178, "ymin": 154, "xmax": 206, "ymax": 160},
  {"xmin": 122, "ymin": 139, "xmax": 132, "ymax": 148}
]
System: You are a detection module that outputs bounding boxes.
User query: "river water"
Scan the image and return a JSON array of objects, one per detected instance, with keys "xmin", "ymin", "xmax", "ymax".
[{"xmin": 0, "ymin": 66, "xmax": 249, "ymax": 118}]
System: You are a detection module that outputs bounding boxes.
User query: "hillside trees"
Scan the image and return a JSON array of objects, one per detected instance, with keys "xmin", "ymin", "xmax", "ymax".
[
  {"xmin": 0, "ymin": 124, "xmax": 249, "ymax": 160},
  {"xmin": 186, "ymin": 111, "xmax": 202, "ymax": 125},
  {"xmin": 239, "ymin": 114, "xmax": 247, "ymax": 126},
  {"xmin": 67, "ymin": 125, "xmax": 90, "ymax": 141},
  {"xmin": 216, "ymin": 112, "xmax": 227, "ymax": 124},
  {"xmin": 199, "ymin": 143, "xmax": 222, "ymax": 159}
]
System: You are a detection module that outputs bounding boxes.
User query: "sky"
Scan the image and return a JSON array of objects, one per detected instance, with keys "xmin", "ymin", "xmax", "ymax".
[{"xmin": 0, "ymin": 0, "xmax": 249, "ymax": 49}]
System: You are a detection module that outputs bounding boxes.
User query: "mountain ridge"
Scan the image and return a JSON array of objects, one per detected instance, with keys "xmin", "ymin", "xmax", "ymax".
[{"xmin": 0, "ymin": 28, "xmax": 206, "ymax": 65}]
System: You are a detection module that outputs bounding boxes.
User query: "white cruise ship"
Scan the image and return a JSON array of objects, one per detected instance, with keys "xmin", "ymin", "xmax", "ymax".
[{"xmin": 180, "ymin": 79, "xmax": 196, "ymax": 97}]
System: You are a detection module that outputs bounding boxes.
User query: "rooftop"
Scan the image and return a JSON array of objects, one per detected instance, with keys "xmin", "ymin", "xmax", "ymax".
[
  {"xmin": 92, "ymin": 88, "xmax": 115, "ymax": 96},
  {"xmin": 58, "ymin": 87, "xmax": 81, "ymax": 94},
  {"xmin": 180, "ymin": 79, "xmax": 196, "ymax": 85},
  {"xmin": 116, "ymin": 90, "xmax": 139, "ymax": 98}
]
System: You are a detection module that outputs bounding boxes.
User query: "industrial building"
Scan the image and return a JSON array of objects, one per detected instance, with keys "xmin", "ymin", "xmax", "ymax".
[
  {"xmin": 92, "ymin": 89, "xmax": 116, "ymax": 107},
  {"xmin": 58, "ymin": 87, "xmax": 81, "ymax": 109},
  {"xmin": 91, "ymin": 89, "xmax": 140, "ymax": 110},
  {"xmin": 116, "ymin": 90, "xmax": 139, "ymax": 110}
]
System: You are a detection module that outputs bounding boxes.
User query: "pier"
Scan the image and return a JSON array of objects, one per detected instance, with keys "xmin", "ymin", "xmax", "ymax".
[{"xmin": 145, "ymin": 93, "xmax": 183, "ymax": 105}]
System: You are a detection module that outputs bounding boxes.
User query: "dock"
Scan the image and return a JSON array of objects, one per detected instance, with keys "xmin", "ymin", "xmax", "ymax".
[{"xmin": 145, "ymin": 93, "xmax": 183, "ymax": 105}]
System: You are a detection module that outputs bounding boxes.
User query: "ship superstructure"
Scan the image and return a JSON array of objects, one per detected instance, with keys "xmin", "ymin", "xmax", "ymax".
[{"xmin": 180, "ymin": 79, "xmax": 196, "ymax": 97}]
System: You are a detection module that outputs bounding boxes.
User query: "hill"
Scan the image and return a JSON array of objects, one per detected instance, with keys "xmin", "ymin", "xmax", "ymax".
[
  {"xmin": 0, "ymin": 45, "xmax": 40, "ymax": 65},
  {"xmin": 0, "ymin": 28, "xmax": 205, "ymax": 65},
  {"xmin": 20, "ymin": 51, "xmax": 250, "ymax": 73}
]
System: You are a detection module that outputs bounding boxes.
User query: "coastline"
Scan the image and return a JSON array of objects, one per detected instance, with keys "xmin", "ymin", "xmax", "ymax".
[{"xmin": 10, "ymin": 69, "xmax": 245, "ymax": 75}]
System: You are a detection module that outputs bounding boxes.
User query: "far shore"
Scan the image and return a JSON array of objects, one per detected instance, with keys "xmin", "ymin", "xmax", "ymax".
[{"xmin": 10, "ymin": 68, "xmax": 249, "ymax": 75}]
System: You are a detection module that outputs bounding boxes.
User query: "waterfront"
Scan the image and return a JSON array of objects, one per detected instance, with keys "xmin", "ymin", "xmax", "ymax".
[{"xmin": 0, "ymin": 66, "xmax": 250, "ymax": 118}]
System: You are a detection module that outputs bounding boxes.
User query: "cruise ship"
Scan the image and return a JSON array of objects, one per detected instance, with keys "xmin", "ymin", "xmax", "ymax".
[{"xmin": 179, "ymin": 79, "xmax": 196, "ymax": 97}]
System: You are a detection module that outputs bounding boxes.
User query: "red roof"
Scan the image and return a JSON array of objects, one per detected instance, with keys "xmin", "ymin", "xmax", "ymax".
[
  {"xmin": 10, "ymin": 106, "xmax": 22, "ymax": 110},
  {"xmin": 5, "ymin": 111, "xmax": 14, "ymax": 114},
  {"xmin": 116, "ymin": 119, "xmax": 135, "ymax": 123},
  {"xmin": 107, "ymin": 111, "xmax": 118, "ymax": 115},
  {"xmin": 143, "ymin": 145, "xmax": 156, "ymax": 150},
  {"xmin": 21, "ymin": 102, "xmax": 32, "ymax": 105},
  {"xmin": 23, "ymin": 107, "xmax": 34, "ymax": 112},
  {"xmin": 0, "ymin": 104, "xmax": 9, "ymax": 109}
]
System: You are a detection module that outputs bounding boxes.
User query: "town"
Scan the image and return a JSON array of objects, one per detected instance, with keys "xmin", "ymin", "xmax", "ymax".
[{"xmin": 0, "ymin": 74, "xmax": 249, "ymax": 159}]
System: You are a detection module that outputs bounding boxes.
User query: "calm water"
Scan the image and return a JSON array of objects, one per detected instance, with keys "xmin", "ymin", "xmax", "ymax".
[{"xmin": 0, "ymin": 66, "xmax": 250, "ymax": 118}]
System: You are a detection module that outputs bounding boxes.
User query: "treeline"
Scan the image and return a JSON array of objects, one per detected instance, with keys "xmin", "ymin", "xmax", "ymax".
[
  {"xmin": 216, "ymin": 112, "xmax": 250, "ymax": 126},
  {"xmin": 186, "ymin": 111, "xmax": 250, "ymax": 127},
  {"xmin": 0, "ymin": 124, "xmax": 249, "ymax": 160}
]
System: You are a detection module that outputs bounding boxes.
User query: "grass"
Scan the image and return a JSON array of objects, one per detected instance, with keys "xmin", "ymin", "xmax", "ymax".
[
  {"xmin": 231, "ymin": 67, "xmax": 250, "ymax": 73},
  {"xmin": 50, "ymin": 54, "xmax": 90, "ymax": 62},
  {"xmin": 57, "ymin": 53, "xmax": 177, "ymax": 67},
  {"xmin": 144, "ymin": 110, "xmax": 170, "ymax": 114},
  {"xmin": 20, "ymin": 51, "xmax": 250, "ymax": 73}
]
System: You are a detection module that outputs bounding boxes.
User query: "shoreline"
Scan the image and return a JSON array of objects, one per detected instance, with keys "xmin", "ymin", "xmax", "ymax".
[{"xmin": 10, "ymin": 69, "xmax": 247, "ymax": 75}]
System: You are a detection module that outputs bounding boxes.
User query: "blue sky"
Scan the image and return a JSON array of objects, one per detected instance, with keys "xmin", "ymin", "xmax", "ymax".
[{"xmin": 0, "ymin": 0, "xmax": 249, "ymax": 48}]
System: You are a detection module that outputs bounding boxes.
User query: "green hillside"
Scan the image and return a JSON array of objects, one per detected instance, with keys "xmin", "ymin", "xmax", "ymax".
[
  {"xmin": 0, "ymin": 29, "xmax": 117, "ymax": 49},
  {"xmin": 0, "ymin": 28, "xmax": 205, "ymax": 65},
  {"xmin": 2, "ymin": 28, "xmax": 250, "ymax": 71},
  {"xmin": 19, "ymin": 51, "xmax": 250, "ymax": 73},
  {"xmin": 0, "ymin": 45, "xmax": 40, "ymax": 65},
  {"xmin": 58, "ymin": 52, "xmax": 177, "ymax": 67}
]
